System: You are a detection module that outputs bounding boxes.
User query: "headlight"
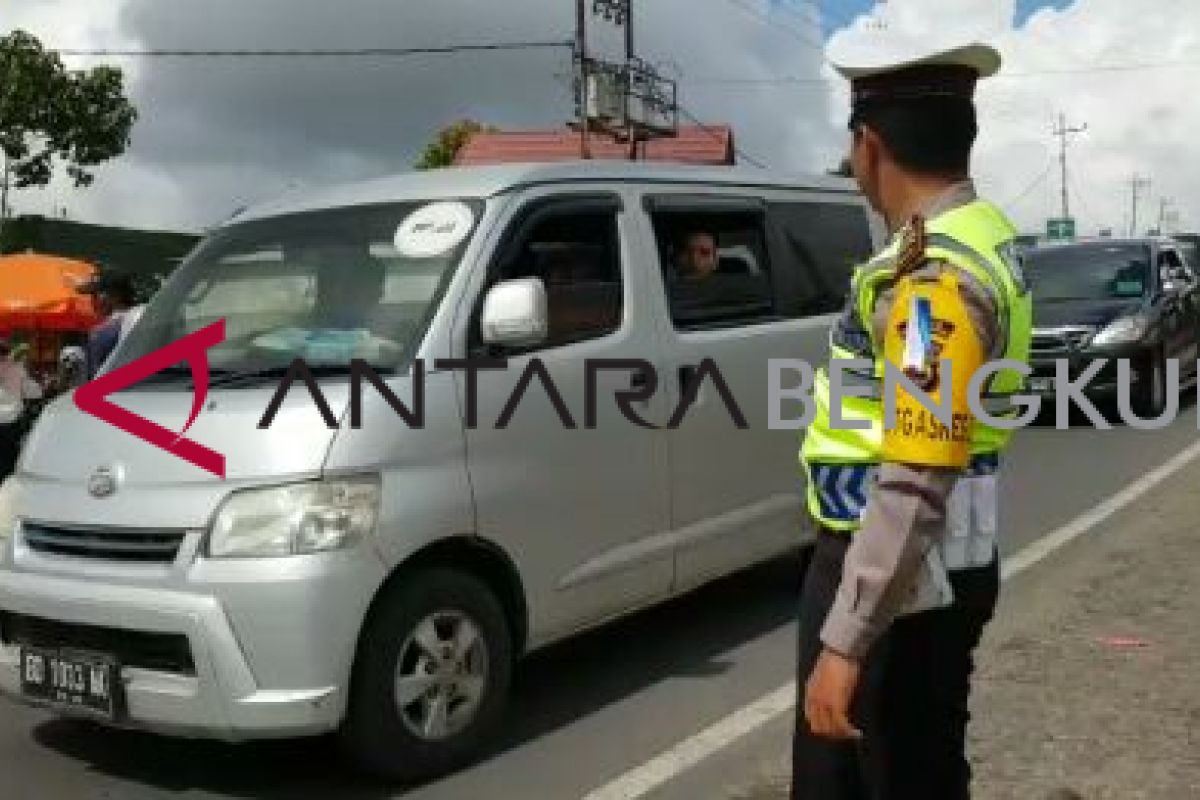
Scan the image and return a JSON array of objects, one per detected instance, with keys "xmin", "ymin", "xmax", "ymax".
[
  {"xmin": 208, "ymin": 476, "xmax": 381, "ymax": 558},
  {"xmin": 1090, "ymin": 315, "xmax": 1149, "ymax": 348}
]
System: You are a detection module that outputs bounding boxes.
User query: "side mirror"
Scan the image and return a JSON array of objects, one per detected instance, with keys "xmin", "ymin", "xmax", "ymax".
[{"xmin": 481, "ymin": 277, "xmax": 549, "ymax": 350}]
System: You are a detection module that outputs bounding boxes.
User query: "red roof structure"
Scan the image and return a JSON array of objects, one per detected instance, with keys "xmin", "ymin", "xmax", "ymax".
[{"xmin": 455, "ymin": 125, "xmax": 736, "ymax": 167}]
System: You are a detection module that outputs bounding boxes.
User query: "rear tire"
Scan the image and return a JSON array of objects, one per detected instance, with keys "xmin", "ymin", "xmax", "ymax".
[{"xmin": 339, "ymin": 568, "xmax": 513, "ymax": 784}]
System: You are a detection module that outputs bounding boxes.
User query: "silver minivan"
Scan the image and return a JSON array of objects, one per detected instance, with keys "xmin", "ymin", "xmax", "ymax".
[{"xmin": 0, "ymin": 162, "xmax": 879, "ymax": 780}]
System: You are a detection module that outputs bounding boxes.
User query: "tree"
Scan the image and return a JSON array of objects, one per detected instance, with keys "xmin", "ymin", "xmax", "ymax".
[
  {"xmin": 415, "ymin": 119, "xmax": 497, "ymax": 170},
  {"xmin": 0, "ymin": 30, "xmax": 137, "ymax": 222}
]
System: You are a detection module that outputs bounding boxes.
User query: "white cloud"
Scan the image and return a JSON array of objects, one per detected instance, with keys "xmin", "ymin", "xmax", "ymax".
[
  {"xmin": 4, "ymin": 0, "xmax": 1197, "ymax": 240},
  {"xmin": 828, "ymin": 0, "xmax": 1200, "ymax": 237},
  {"xmin": 2, "ymin": 0, "xmax": 833, "ymax": 231}
]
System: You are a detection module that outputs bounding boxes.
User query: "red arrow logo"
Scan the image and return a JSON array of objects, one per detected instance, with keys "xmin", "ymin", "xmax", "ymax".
[{"xmin": 74, "ymin": 320, "xmax": 227, "ymax": 478}]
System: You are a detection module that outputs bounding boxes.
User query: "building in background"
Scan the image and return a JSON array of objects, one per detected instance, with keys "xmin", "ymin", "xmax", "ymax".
[{"xmin": 455, "ymin": 125, "xmax": 736, "ymax": 167}]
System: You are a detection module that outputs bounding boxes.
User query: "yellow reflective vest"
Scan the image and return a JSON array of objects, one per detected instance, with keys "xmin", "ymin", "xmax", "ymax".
[{"xmin": 800, "ymin": 199, "xmax": 1033, "ymax": 531}]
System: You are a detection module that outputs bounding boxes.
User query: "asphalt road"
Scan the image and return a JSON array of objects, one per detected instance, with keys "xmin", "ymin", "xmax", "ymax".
[{"xmin": 1, "ymin": 400, "xmax": 1197, "ymax": 799}]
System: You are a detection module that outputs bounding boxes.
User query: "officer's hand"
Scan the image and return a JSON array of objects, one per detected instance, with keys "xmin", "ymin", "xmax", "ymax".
[{"xmin": 804, "ymin": 648, "xmax": 863, "ymax": 740}]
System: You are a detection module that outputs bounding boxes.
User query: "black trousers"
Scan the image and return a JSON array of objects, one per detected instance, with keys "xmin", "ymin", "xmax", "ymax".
[{"xmin": 791, "ymin": 529, "xmax": 1000, "ymax": 800}]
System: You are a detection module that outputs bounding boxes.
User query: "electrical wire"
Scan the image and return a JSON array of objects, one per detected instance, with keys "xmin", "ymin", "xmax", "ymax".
[
  {"xmin": 720, "ymin": 0, "xmax": 827, "ymax": 52},
  {"xmin": 676, "ymin": 102, "xmax": 770, "ymax": 169},
  {"xmin": 1068, "ymin": 176, "xmax": 1103, "ymax": 233},
  {"xmin": 54, "ymin": 40, "xmax": 575, "ymax": 58},
  {"xmin": 684, "ymin": 56, "xmax": 1200, "ymax": 87},
  {"xmin": 1000, "ymin": 161, "xmax": 1055, "ymax": 211}
]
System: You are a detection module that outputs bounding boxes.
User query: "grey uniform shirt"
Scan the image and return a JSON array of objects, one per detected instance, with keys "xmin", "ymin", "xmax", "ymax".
[{"xmin": 820, "ymin": 180, "xmax": 1003, "ymax": 661}]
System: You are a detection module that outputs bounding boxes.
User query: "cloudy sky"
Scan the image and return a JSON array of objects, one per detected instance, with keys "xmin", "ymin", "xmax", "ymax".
[{"xmin": 0, "ymin": 0, "xmax": 1194, "ymax": 239}]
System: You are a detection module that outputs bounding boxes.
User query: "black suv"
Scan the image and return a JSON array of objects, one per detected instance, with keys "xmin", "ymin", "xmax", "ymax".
[{"xmin": 1023, "ymin": 238, "xmax": 1200, "ymax": 416}]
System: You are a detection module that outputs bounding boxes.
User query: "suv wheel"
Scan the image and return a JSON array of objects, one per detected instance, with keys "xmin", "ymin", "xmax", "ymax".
[
  {"xmin": 340, "ymin": 568, "xmax": 513, "ymax": 783},
  {"xmin": 1134, "ymin": 349, "xmax": 1168, "ymax": 418}
]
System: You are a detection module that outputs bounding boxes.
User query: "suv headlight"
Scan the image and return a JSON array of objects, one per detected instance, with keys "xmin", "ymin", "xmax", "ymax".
[
  {"xmin": 1091, "ymin": 315, "xmax": 1149, "ymax": 348},
  {"xmin": 208, "ymin": 476, "xmax": 381, "ymax": 558}
]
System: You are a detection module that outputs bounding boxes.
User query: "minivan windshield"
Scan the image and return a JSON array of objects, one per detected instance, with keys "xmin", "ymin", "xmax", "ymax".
[
  {"xmin": 1023, "ymin": 243, "xmax": 1152, "ymax": 302},
  {"xmin": 110, "ymin": 199, "xmax": 482, "ymax": 384}
]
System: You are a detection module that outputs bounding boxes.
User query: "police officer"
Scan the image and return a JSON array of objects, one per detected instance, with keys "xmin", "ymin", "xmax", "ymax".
[{"xmin": 791, "ymin": 36, "xmax": 1033, "ymax": 800}]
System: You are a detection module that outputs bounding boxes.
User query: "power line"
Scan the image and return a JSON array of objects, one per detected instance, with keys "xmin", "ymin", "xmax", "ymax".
[
  {"xmin": 681, "ymin": 56, "xmax": 1200, "ymax": 87},
  {"xmin": 719, "ymin": 0, "xmax": 826, "ymax": 52},
  {"xmin": 53, "ymin": 40, "xmax": 574, "ymax": 58},
  {"xmin": 1068, "ymin": 174, "xmax": 1101, "ymax": 233},
  {"xmin": 1001, "ymin": 161, "xmax": 1054, "ymax": 211},
  {"xmin": 676, "ymin": 103, "xmax": 769, "ymax": 169}
]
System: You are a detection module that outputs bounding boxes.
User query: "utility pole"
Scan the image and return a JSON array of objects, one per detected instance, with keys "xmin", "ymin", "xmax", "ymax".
[
  {"xmin": 1157, "ymin": 197, "xmax": 1174, "ymax": 235},
  {"xmin": 575, "ymin": 0, "xmax": 591, "ymax": 159},
  {"xmin": 1129, "ymin": 174, "xmax": 1151, "ymax": 237},
  {"xmin": 1052, "ymin": 113, "xmax": 1087, "ymax": 222},
  {"xmin": 625, "ymin": 1, "xmax": 637, "ymax": 161}
]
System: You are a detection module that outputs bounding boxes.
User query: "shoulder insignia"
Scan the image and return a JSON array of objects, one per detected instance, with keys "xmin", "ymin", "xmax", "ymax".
[{"xmin": 895, "ymin": 213, "xmax": 927, "ymax": 278}]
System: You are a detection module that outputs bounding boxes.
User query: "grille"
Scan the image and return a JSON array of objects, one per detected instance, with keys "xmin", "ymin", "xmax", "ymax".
[
  {"xmin": 0, "ymin": 612, "xmax": 195, "ymax": 675},
  {"xmin": 1030, "ymin": 327, "xmax": 1094, "ymax": 355},
  {"xmin": 22, "ymin": 522, "xmax": 186, "ymax": 563}
]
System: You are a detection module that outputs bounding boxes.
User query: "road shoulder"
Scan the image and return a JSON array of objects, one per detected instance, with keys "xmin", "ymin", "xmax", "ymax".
[{"xmin": 698, "ymin": 462, "xmax": 1200, "ymax": 799}]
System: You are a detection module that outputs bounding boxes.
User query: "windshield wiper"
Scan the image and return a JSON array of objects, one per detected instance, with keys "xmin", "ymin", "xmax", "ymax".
[
  {"xmin": 205, "ymin": 363, "xmax": 388, "ymax": 389},
  {"xmin": 126, "ymin": 364, "xmax": 198, "ymax": 385}
]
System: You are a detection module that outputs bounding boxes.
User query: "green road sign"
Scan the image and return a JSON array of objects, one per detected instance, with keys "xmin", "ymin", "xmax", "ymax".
[{"xmin": 1047, "ymin": 217, "xmax": 1076, "ymax": 240}]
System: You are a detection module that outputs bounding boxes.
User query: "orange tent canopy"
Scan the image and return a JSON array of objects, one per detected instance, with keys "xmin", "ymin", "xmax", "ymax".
[{"xmin": 0, "ymin": 252, "xmax": 103, "ymax": 333}]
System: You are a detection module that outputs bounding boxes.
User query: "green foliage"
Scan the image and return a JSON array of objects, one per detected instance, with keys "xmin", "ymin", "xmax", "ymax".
[
  {"xmin": 0, "ymin": 30, "xmax": 137, "ymax": 191},
  {"xmin": 415, "ymin": 119, "xmax": 497, "ymax": 170},
  {"xmin": 0, "ymin": 214, "xmax": 44, "ymax": 253}
]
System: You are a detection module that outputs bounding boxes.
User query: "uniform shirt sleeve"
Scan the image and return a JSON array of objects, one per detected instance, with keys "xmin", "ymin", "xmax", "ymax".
[{"xmin": 820, "ymin": 260, "xmax": 1001, "ymax": 660}]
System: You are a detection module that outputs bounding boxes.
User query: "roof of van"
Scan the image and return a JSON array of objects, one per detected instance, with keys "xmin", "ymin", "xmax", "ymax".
[{"xmin": 231, "ymin": 161, "xmax": 861, "ymax": 224}]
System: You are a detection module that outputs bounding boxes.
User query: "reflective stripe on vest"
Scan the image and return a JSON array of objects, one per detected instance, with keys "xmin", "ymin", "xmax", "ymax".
[
  {"xmin": 800, "ymin": 199, "xmax": 1033, "ymax": 531},
  {"xmin": 807, "ymin": 453, "xmax": 1002, "ymax": 527}
]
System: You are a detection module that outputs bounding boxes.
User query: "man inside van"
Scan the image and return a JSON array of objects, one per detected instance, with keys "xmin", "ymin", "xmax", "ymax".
[
  {"xmin": 309, "ymin": 245, "xmax": 388, "ymax": 332},
  {"xmin": 253, "ymin": 243, "xmax": 401, "ymax": 364},
  {"xmin": 673, "ymin": 229, "xmax": 720, "ymax": 281}
]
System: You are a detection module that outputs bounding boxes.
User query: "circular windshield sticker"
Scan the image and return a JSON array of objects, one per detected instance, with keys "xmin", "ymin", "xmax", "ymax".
[{"xmin": 394, "ymin": 201, "xmax": 475, "ymax": 259}]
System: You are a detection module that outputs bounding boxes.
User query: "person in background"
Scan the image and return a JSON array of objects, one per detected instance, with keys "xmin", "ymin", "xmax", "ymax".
[
  {"xmin": 81, "ymin": 273, "xmax": 140, "ymax": 377},
  {"xmin": 0, "ymin": 337, "xmax": 43, "ymax": 478}
]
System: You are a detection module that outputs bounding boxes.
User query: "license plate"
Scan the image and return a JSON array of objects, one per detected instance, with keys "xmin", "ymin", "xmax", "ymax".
[
  {"xmin": 20, "ymin": 647, "xmax": 121, "ymax": 720},
  {"xmin": 1029, "ymin": 377, "xmax": 1054, "ymax": 393}
]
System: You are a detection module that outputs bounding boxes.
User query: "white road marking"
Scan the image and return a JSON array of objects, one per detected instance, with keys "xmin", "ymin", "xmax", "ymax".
[{"xmin": 581, "ymin": 436, "xmax": 1200, "ymax": 800}]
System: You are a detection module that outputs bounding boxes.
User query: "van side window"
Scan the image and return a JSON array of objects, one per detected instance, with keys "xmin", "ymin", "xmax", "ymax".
[
  {"xmin": 489, "ymin": 207, "xmax": 623, "ymax": 350},
  {"xmin": 767, "ymin": 201, "xmax": 875, "ymax": 317},
  {"xmin": 650, "ymin": 210, "xmax": 777, "ymax": 331}
]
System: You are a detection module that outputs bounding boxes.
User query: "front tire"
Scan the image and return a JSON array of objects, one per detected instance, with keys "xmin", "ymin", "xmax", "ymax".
[
  {"xmin": 340, "ymin": 568, "xmax": 513, "ymax": 783},
  {"xmin": 1133, "ymin": 349, "xmax": 1168, "ymax": 418}
]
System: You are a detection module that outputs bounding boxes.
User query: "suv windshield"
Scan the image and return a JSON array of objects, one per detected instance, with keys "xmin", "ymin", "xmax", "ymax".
[
  {"xmin": 109, "ymin": 199, "xmax": 482, "ymax": 383},
  {"xmin": 1023, "ymin": 243, "xmax": 1151, "ymax": 301}
]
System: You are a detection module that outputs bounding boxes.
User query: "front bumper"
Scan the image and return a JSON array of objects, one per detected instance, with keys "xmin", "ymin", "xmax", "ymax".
[
  {"xmin": 0, "ymin": 521, "xmax": 389, "ymax": 742},
  {"xmin": 0, "ymin": 569, "xmax": 342, "ymax": 740},
  {"xmin": 1027, "ymin": 346, "xmax": 1149, "ymax": 397}
]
